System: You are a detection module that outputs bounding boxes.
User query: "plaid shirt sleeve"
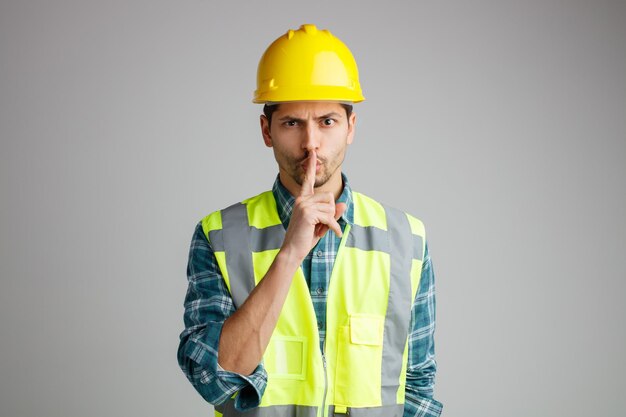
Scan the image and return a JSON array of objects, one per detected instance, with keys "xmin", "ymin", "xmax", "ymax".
[
  {"xmin": 177, "ymin": 222, "xmax": 268, "ymax": 410},
  {"xmin": 403, "ymin": 241, "xmax": 444, "ymax": 417}
]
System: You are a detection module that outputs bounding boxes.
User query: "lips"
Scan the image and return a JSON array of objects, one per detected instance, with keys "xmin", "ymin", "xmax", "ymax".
[
  {"xmin": 301, "ymin": 160, "xmax": 322, "ymax": 171},
  {"xmin": 300, "ymin": 154, "xmax": 321, "ymax": 165}
]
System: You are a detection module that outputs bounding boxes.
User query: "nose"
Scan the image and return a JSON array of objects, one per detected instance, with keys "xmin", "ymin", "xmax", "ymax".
[{"xmin": 302, "ymin": 124, "xmax": 321, "ymax": 153}]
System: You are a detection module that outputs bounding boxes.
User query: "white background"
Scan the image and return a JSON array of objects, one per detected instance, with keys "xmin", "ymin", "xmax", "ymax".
[{"xmin": 1, "ymin": 1, "xmax": 625, "ymax": 416}]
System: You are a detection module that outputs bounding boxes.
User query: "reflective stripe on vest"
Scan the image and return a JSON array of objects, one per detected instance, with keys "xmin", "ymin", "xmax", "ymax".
[
  {"xmin": 202, "ymin": 190, "xmax": 425, "ymax": 417},
  {"xmin": 215, "ymin": 403, "xmax": 404, "ymax": 417},
  {"xmin": 215, "ymin": 403, "xmax": 318, "ymax": 417}
]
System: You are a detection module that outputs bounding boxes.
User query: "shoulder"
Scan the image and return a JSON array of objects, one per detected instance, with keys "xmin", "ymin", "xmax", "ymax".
[
  {"xmin": 351, "ymin": 190, "xmax": 425, "ymax": 238},
  {"xmin": 199, "ymin": 190, "xmax": 274, "ymax": 237}
]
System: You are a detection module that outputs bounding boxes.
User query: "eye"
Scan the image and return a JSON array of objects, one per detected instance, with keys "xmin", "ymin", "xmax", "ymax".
[
  {"xmin": 283, "ymin": 120, "xmax": 298, "ymax": 127},
  {"xmin": 322, "ymin": 118, "xmax": 335, "ymax": 126}
]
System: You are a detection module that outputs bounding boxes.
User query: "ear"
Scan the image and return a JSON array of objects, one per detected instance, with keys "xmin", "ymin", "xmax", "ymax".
[
  {"xmin": 346, "ymin": 112, "xmax": 357, "ymax": 145},
  {"xmin": 260, "ymin": 115, "xmax": 273, "ymax": 147}
]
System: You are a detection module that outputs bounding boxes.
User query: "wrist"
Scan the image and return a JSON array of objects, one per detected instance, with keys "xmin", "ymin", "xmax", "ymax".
[{"xmin": 276, "ymin": 245, "xmax": 304, "ymax": 269}]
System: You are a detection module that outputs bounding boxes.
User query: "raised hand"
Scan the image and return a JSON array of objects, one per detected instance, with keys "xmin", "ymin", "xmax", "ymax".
[{"xmin": 280, "ymin": 150, "xmax": 347, "ymax": 262}]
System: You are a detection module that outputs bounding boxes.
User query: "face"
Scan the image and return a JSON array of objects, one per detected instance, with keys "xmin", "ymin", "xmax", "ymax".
[{"xmin": 260, "ymin": 102, "xmax": 356, "ymax": 193}]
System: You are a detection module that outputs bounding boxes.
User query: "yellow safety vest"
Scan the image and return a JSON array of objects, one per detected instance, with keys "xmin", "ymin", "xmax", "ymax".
[{"xmin": 202, "ymin": 190, "xmax": 426, "ymax": 417}]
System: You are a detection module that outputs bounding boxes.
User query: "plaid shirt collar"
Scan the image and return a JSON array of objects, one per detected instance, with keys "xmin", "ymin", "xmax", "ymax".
[{"xmin": 272, "ymin": 172, "xmax": 354, "ymax": 229}]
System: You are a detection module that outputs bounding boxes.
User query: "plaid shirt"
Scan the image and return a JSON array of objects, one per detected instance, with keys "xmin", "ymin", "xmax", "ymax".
[{"xmin": 177, "ymin": 174, "xmax": 443, "ymax": 416}]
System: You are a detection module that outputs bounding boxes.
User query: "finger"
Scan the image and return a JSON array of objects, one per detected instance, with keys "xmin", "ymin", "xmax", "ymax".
[
  {"xmin": 314, "ymin": 223, "xmax": 327, "ymax": 239},
  {"xmin": 310, "ymin": 202, "xmax": 336, "ymax": 214},
  {"xmin": 300, "ymin": 150, "xmax": 317, "ymax": 197},
  {"xmin": 326, "ymin": 216, "xmax": 343, "ymax": 238},
  {"xmin": 334, "ymin": 202, "xmax": 347, "ymax": 221},
  {"xmin": 311, "ymin": 203, "xmax": 344, "ymax": 237},
  {"xmin": 305, "ymin": 192, "xmax": 335, "ymax": 204},
  {"xmin": 294, "ymin": 199, "xmax": 335, "ymax": 220}
]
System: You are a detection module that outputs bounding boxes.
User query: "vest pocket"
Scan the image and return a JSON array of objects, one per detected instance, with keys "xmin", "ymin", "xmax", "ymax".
[
  {"xmin": 264, "ymin": 335, "xmax": 307, "ymax": 380},
  {"xmin": 334, "ymin": 314, "xmax": 384, "ymax": 406}
]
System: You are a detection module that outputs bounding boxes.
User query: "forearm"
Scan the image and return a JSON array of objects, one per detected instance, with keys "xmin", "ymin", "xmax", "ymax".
[{"xmin": 218, "ymin": 247, "xmax": 302, "ymax": 375}]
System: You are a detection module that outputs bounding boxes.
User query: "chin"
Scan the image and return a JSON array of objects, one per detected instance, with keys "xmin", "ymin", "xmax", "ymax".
[{"xmin": 314, "ymin": 176, "xmax": 331, "ymax": 188}]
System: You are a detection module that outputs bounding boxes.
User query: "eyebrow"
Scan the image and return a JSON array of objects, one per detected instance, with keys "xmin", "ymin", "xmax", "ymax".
[{"xmin": 277, "ymin": 112, "xmax": 343, "ymax": 122}]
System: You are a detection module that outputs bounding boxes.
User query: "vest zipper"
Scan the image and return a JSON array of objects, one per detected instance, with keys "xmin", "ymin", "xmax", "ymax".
[{"xmin": 320, "ymin": 353, "xmax": 328, "ymax": 417}]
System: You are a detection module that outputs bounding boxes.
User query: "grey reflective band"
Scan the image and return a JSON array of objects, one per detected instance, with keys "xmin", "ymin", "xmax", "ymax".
[
  {"xmin": 250, "ymin": 224, "xmax": 285, "ymax": 252},
  {"xmin": 329, "ymin": 404, "xmax": 404, "ymax": 417},
  {"xmin": 345, "ymin": 222, "xmax": 423, "ymax": 262},
  {"xmin": 345, "ymin": 224, "xmax": 389, "ymax": 252},
  {"xmin": 380, "ymin": 206, "xmax": 414, "ymax": 405},
  {"xmin": 413, "ymin": 234, "xmax": 424, "ymax": 261},
  {"xmin": 215, "ymin": 403, "xmax": 402, "ymax": 417},
  {"xmin": 216, "ymin": 204, "xmax": 286, "ymax": 309},
  {"xmin": 220, "ymin": 203, "xmax": 255, "ymax": 309},
  {"xmin": 216, "ymin": 205, "xmax": 422, "ymax": 260},
  {"xmin": 208, "ymin": 229, "xmax": 224, "ymax": 251},
  {"xmin": 215, "ymin": 402, "xmax": 317, "ymax": 417},
  {"xmin": 208, "ymin": 225, "xmax": 285, "ymax": 253}
]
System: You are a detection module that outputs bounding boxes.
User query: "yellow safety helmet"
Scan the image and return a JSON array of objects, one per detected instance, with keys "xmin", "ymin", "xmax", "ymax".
[{"xmin": 253, "ymin": 24, "xmax": 365, "ymax": 103}]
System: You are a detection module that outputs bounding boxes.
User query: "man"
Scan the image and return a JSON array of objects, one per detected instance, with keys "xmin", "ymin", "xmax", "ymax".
[{"xmin": 178, "ymin": 24, "xmax": 442, "ymax": 417}]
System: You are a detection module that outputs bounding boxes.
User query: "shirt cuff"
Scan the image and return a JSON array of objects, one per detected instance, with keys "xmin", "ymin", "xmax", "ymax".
[
  {"xmin": 403, "ymin": 389, "xmax": 443, "ymax": 417},
  {"xmin": 216, "ymin": 362, "xmax": 268, "ymax": 410},
  {"xmin": 183, "ymin": 319, "xmax": 268, "ymax": 409}
]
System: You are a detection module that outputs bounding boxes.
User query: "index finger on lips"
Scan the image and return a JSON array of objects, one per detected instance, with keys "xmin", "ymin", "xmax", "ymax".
[{"xmin": 300, "ymin": 150, "xmax": 317, "ymax": 197}]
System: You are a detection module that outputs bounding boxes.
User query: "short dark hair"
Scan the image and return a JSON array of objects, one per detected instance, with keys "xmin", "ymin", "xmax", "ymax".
[{"xmin": 263, "ymin": 103, "xmax": 353, "ymax": 128}]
